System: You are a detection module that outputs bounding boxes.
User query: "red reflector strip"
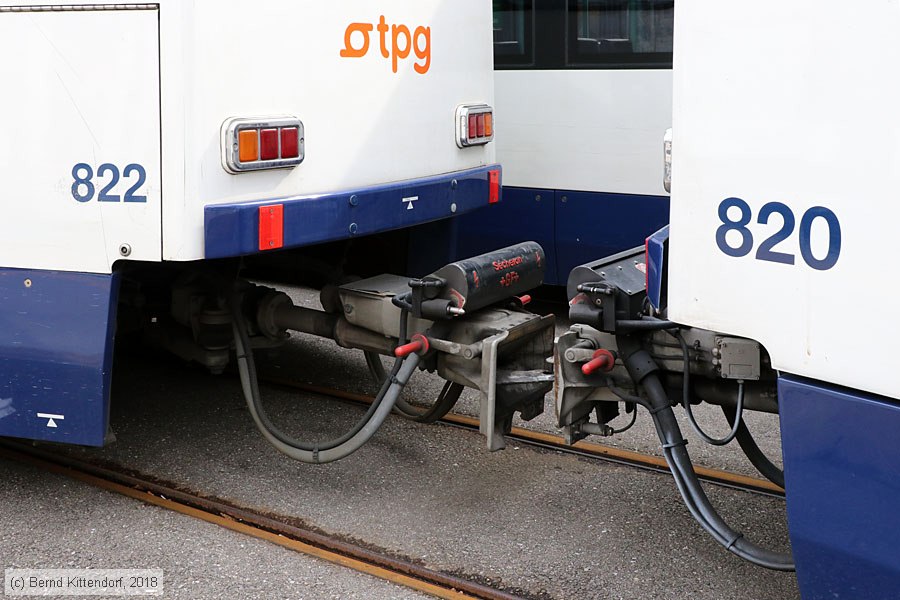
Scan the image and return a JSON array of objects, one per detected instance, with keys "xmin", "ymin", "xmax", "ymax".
[
  {"xmin": 259, "ymin": 204, "xmax": 284, "ymax": 251},
  {"xmin": 260, "ymin": 128, "xmax": 279, "ymax": 160},
  {"xmin": 476, "ymin": 114, "xmax": 485, "ymax": 137},
  {"xmin": 468, "ymin": 114, "xmax": 478, "ymax": 140},
  {"xmin": 280, "ymin": 127, "xmax": 299, "ymax": 159},
  {"xmin": 644, "ymin": 237, "xmax": 650, "ymax": 292},
  {"xmin": 489, "ymin": 169, "xmax": 500, "ymax": 204}
]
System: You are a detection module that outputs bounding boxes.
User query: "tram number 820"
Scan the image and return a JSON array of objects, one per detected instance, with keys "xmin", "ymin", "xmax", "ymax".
[{"xmin": 715, "ymin": 197, "xmax": 841, "ymax": 271}]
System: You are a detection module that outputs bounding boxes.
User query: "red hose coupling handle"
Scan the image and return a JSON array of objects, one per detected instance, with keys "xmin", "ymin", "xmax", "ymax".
[
  {"xmin": 582, "ymin": 349, "xmax": 615, "ymax": 375},
  {"xmin": 394, "ymin": 334, "xmax": 430, "ymax": 358}
]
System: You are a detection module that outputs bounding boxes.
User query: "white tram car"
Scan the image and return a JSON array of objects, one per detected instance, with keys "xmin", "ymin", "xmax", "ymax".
[{"xmin": 0, "ymin": 1, "xmax": 504, "ymax": 447}]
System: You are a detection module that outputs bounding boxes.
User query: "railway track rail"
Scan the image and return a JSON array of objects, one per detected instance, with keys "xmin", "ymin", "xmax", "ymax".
[
  {"xmin": 260, "ymin": 376, "xmax": 785, "ymax": 498},
  {"xmin": 0, "ymin": 440, "xmax": 535, "ymax": 600}
]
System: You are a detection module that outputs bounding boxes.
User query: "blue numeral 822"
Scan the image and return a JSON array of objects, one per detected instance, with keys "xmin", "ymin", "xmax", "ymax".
[{"xmin": 71, "ymin": 163, "xmax": 147, "ymax": 203}]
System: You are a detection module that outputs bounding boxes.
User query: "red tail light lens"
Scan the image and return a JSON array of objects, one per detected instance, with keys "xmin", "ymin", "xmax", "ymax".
[
  {"xmin": 259, "ymin": 128, "xmax": 279, "ymax": 160},
  {"xmin": 280, "ymin": 127, "xmax": 300, "ymax": 159},
  {"xmin": 456, "ymin": 104, "xmax": 494, "ymax": 148},
  {"xmin": 468, "ymin": 115, "xmax": 478, "ymax": 142}
]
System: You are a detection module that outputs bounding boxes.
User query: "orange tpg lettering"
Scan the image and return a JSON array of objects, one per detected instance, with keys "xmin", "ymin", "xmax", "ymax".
[{"xmin": 341, "ymin": 16, "xmax": 431, "ymax": 74}]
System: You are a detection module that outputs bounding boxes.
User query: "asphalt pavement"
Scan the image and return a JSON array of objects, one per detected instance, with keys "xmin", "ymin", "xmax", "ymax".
[{"xmin": 0, "ymin": 459, "xmax": 429, "ymax": 600}]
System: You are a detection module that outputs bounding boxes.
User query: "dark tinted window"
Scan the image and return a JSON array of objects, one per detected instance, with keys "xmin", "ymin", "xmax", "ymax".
[
  {"xmin": 493, "ymin": 0, "xmax": 673, "ymax": 70},
  {"xmin": 568, "ymin": 0, "xmax": 673, "ymax": 67},
  {"xmin": 493, "ymin": 0, "xmax": 534, "ymax": 66}
]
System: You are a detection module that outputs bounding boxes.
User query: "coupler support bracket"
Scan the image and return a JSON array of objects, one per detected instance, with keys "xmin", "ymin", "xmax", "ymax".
[{"xmin": 337, "ymin": 242, "xmax": 555, "ymax": 450}]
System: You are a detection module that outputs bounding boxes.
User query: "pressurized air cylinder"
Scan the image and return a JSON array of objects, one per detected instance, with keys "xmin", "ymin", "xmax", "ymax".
[{"xmin": 428, "ymin": 241, "xmax": 545, "ymax": 313}]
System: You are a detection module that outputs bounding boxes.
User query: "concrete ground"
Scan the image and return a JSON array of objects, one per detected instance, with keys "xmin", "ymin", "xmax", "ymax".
[{"xmin": 1, "ymin": 286, "xmax": 798, "ymax": 600}]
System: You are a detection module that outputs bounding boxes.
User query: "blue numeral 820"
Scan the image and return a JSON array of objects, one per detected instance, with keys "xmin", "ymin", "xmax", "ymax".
[{"xmin": 715, "ymin": 197, "xmax": 841, "ymax": 271}]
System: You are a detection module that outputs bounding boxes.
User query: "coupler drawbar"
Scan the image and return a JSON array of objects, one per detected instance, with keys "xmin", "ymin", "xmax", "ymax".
[
  {"xmin": 231, "ymin": 242, "xmax": 554, "ymax": 459},
  {"xmin": 340, "ymin": 242, "xmax": 554, "ymax": 450}
]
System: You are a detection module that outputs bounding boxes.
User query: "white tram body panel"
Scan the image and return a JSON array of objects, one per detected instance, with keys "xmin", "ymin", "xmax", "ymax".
[
  {"xmin": 496, "ymin": 69, "xmax": 672, "ymax": 196},
  {"xmin": 0, "ymin": 1, "xmax": 495, "ymax": 273},
  {"xmin": 668, "ymin": 0, "xmax": 900, "ymax": 399},
  {"xmin": 0, "ymin": 7, "xmax": 162, "ymax": 273},
  {"xmin": 454, "ymin": 2, "xmax": 674, "ymax": 284}
]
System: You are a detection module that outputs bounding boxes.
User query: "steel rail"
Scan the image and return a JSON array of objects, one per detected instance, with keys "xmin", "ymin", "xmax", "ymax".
[
  {"xmin": 0, "ymin": 441, "xmax": 533, "ymax": 600},
  {"xmin": 261, "ymin": 376, "xmax": 786, "ymax": 498}
]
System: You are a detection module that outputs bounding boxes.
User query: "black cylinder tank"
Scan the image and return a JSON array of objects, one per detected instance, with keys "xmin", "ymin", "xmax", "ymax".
[{"xmin": 429, "ymin": 242, "xmax": 545, "ymax": 313}]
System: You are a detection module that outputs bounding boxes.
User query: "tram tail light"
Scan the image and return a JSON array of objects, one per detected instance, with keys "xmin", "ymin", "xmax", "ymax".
[
  {"xmin": 456, "ymin": 104, "xmax": 494, "ymax": 148},
  {"xmin": 222, "ymin": 117, "xmax": 305, "ymax": 174}
]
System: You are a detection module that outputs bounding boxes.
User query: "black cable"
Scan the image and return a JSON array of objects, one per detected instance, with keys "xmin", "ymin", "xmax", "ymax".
[
  {"xmin": 649, "ymin": 353, "xmax": 692, "ymax": 362},
  {"xmin": 724, "ymin": 405, "xmax": 786, "ymax": 488},
  {"xmin": 673, "ymin": 331, "xmax": 744, "ymax": 446},
  {"xmin": 397, "ymin": 380, "xmax": 465, "ymax": 423},
  {"xmin": 615, "ymin": 318, "xmax": 679, "ymax": 333},
  {"xmin": 391, "ymin": 292, "xmax": 413, "ymax": 312},
  {"xmin": 364, "ymin": 350, "xmax": 390, "ymax": 385},
  {"xmin": 617, "ymin": 336, "xmax": 794, "ymax": 571},
  {"xmin": 609, "ymin": 406, "xmax": 638, "ymax": 434},
  {"xmin": 650, "ymin": 375, "xmax": 793, "ymax": 569},
  {"xmin": 605, "ymin": 377, "xmax": 648, "ymax": 406},
  {"xmin": 601, "ymin": 378, "xmax": 642, "ymax": 434}
]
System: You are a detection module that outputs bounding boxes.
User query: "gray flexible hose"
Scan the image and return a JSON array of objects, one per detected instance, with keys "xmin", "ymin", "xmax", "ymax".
[{"xmin": 233, "ymin": 317, "xmax": 421, "ymax": 464}]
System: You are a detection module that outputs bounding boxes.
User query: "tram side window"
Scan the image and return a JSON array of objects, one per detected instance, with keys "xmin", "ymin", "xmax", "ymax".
[
  {"xmin": 494, "ymin": 0, "xmax": 534, "ymax": 66},
  {"xmin": 568, "ymin": 0, "xmax": 673, "ymax": 68}
]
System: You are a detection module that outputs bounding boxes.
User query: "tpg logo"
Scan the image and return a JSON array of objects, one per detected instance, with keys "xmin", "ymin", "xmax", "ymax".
[{"xmin": 340, "ymin": 16, "xmax": 431, "ymax": 74}]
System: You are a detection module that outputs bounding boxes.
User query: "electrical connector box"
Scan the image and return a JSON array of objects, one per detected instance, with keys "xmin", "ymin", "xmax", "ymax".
[{"xmin": 714, "ymin": 337, "xmax": 761, "ymax": 380}]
